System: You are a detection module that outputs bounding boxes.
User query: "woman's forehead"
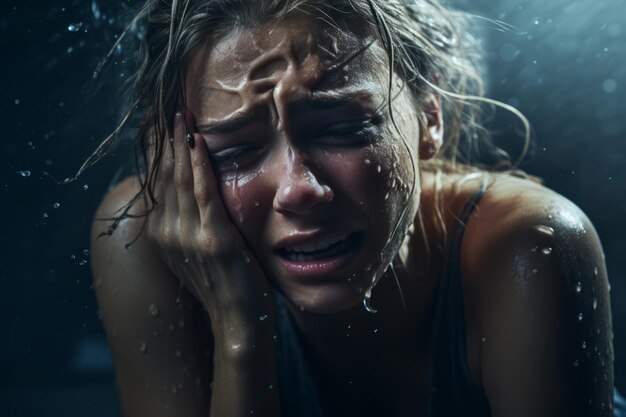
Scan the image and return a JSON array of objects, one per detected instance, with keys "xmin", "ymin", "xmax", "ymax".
[{"xmin": 186, "ymin": 15, "xmax": 388, "ymax": 122}]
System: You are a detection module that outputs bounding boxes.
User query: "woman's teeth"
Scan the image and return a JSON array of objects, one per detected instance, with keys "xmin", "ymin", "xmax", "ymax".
[{"xmin": 283, "ymin": 234, "xmax": 354, "ymax": 261}]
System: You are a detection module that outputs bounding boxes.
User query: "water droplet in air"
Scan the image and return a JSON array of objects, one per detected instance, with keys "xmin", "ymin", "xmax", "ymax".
[
  {"xmin": 67, "ymin": 23, "xmax": 83, "ymax": 32},
  {"xmin": 184, "ymin": 258, "xmax": 190, "ymax": 264},
  {"xmin": 578, "ymin": 313, "xmax": 584, "ymax": 321},
  {"xmin": 53, "ymin": 202, "xmax": 61, "ymax": 208},
  {"xmin": 574, "ymin": 359, "xmax": 579, "ymax": 367},
  {"xmin": 364, "ymin": 159, "xmax": 371, "ymax": 165},
  {"xmin": 149, "ymin": 304, "xmax": 159, "ymax": 317},
  {"xmin": 139, "ymin": 341, "xmax": 148, "ymax": 353},
  {"xmin": 542, "ymin": 247, "xmax": 553, "ymax": 255},
  {"xmin": 481, "ymin": 337, "xmax": 487, "ymax": 342},
  {"xmin": 259, "ymin": 314, "xmax": 268, "ymax": 321},
  {"xmin": 593, "ymin": 298, "xmax": 598, "ymax": 310},
  {"xmin": 575, "ymin": 282, "xmax": 582, "ymax": 293},
  {"xmin": 268, "ymin": 384, "xmax": 274, "ymax": 390},
  {"xmin": 376, "ymin": 165, "xmax": 382, "ymax": 173},
  {"xmin": 17, "ymin": 170, "xmax": 31, "ymax": 177},
  {"xmin": 78, "ymin": 260, "xmax": 87, "ymax": 266},
  {"xmin": 582, "ymin": 341, "xmax": 587, "ymax": 349},
  {"xmin": 83, "ymin": 184, "xmax": 89, "ymax": 190}
]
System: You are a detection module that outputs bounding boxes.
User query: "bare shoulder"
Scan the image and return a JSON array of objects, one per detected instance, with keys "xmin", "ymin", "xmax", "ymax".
[
  {"xmin": 90, "ymin": 176, "xmax": 213, "ymax": 416},
  {"xmin": 459, "ymin": 174, "xmax": 613, "ymax": 416},
  {"xmin": 462, "ymin": 174, "xmax": 600, "ymax": 281}
]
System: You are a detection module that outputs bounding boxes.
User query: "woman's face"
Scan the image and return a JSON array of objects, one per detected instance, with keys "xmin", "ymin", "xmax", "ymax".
[{"xmin": 186, "ymin": 15, "xmax": 422, "ymax": 313}]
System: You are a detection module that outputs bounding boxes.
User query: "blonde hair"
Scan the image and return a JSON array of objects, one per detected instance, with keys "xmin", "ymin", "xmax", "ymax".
[{"xmin": 80, "ymin": 0, "xmax": 534, "ymax": 245}]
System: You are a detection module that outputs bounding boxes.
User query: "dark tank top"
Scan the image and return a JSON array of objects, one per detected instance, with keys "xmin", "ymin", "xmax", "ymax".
[{"xmin": 273, "ymin": 184, "xmax": 626, "ymax": 417}]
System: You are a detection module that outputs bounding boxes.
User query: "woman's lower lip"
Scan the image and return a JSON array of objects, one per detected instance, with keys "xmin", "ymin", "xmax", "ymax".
[{"xmin": 275, "ymin": 235, "xmax": 363, "ymax": 280}]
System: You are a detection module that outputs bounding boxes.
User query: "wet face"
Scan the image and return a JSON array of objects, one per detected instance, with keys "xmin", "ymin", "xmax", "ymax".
[{"xmin": 186, "ymin": 15, "xmax": 422, "ymax": 313}]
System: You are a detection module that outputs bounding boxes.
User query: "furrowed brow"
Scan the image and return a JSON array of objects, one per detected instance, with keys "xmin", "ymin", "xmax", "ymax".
[{"xmin": 196, "ymin": 109, "xmax": 263, "ymax": 134}]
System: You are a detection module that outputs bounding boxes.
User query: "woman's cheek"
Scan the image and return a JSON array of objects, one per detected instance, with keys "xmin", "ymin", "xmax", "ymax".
[{"xmin": 218, "ymin": 172, "xmax": 267, "ymax": 240}]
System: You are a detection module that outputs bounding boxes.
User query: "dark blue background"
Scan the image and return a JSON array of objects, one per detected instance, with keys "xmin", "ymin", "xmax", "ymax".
[{"xmin": 1, "ymin": 0, "xmax": 624, "ymax": 415}]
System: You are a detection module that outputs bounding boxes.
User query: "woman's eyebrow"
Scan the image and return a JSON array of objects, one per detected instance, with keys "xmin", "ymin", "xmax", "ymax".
[
  {"xmin": 196, "ymin": 109, "xmax": 264, "ymax": 134},
  {"xmin": 306, "ymin": 90, "xmax": 375, "ymax": 110}
]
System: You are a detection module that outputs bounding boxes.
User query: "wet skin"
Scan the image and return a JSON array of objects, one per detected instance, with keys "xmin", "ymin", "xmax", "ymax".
[
  {"xmin": 91, "ymin": 14, "xmax": 615, "ymax": 417},
  {"xmin": 186, "ymin": 15, "xmax": 421, "ymax": 315}
]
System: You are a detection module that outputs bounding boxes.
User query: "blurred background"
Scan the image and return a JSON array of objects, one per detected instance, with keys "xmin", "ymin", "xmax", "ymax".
[{"xmin": 1, "ymin": 0, "xmax": 624, "ymax": 415}]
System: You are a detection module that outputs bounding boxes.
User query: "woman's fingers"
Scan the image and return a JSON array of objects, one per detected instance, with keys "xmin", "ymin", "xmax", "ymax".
[
  {"xmin": 173, "ymin": 112, "xmax": 200, "ymax": 225},
  {"xmin": 189, "ymin": 132, "xmax": 222, "ymax": 228}
]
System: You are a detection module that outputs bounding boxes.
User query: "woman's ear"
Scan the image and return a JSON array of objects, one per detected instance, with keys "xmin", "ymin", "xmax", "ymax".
[{"xmin": 419, "ymin": 93, "xmax": 443, "ymax": 160}]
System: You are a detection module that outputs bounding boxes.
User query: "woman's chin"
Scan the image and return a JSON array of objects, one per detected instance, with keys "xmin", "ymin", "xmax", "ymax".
[{"xmin": 281, "ymin": 283, "xmax": 369, "ymax": 315}]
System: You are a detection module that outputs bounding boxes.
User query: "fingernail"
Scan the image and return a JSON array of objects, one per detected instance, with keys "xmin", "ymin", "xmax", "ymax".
[{"xmin": 186, "ymin": 133, "xmax": 195, "ymax": 149}]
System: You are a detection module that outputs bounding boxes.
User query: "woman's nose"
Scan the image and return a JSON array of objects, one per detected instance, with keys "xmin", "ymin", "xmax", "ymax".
[{"xmin": 273, "ymin": 147, "xmax": 334, "ymax": 215}]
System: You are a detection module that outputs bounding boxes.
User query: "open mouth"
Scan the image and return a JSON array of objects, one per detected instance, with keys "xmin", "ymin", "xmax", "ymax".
[
  {"xmin": 274, "ymin": 232, "xmax": 364, "ymax": 279},
  {"xmin": 276, "ymin": 232, "xmax": 363, "ymax": 261}
]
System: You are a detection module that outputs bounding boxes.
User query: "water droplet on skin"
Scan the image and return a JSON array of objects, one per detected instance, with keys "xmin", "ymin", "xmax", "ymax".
[
  {"xmin": 149, "ymin": 304, "xmax": 159, "ymax": 317},
  {"xmin": 232, "ymin": 344, "xmax": 241, "ymax": 350},
  {"xmin": 140, "ymin": 341, "xmax": 148, "ymax": 353},
  {"xmin": 376, "ymin": 165, "xmax": 382, "ymax": 173},
  {"xmin": 578, "ymin": 313, "xmax": 584, "ymax": 321},
  {"xmin": 593, "ymin": 299, "xmax": 598, "ymax": 310},
  {"xmin": 594, "ymin": 266, "xmax": 599, "ymax": 277},
  {"xmin": 184, "ymin": 258, "xmax": 190, "ymax": 264},
  {"xmin": 364, "ymin": 159, "xmax": 371, "ymax": 165},
  {"xmin": 259, "ymin": 314, "xmax": 268, "ymax": 321},
  {"xmin": 53, "ymin": 202, "xmax": 61, "ymax": 208},
  {"xmin": 535, "ymin": 225, "xmax": 555, "ymax": 236},
  {"xmin": 542, "ymin": 247, "xmax": 553, "ymax": 255},
  {"xmin": 18, "ymin": 170, "xmax": 31, "ymax": 177},
  {"xmin": 78, "ymin": 260, "xmax": 87, "ymax": 266},
  {"xmin": 531, "ymin": 246, "xmax": 538, "ymax": 253},
  {"xmin": 481, "ymin": 337, "xmax": 487, "ymax": 342},
  {"xmin": 575, "ymin": 282, "xmax": 582, "ymax": 293}
]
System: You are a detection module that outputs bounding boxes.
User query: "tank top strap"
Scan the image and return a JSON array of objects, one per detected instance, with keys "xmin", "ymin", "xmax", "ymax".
[{"xmin": 427, "ymin": 178, "xmax": 491, "ymax": 417}]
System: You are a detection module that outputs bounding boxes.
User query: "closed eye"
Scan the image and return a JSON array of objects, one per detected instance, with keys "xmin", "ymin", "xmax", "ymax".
[
  {"xmin": 317, "ymin": 118, "xmax": 379, "ymax": 145},
  {"xmin": 211, "ymin": 145, "xmax": 262, "ymax": 172}
]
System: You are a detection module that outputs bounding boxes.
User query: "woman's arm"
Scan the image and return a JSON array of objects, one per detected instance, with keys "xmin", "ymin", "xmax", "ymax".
[
  {"xmin": 92, "ymin": 178, "xmax": 282, "ymax": 417},
  {"xmin": 463, "ymin": 178, "xmax": 614, "ymax": 416},
  {"xmin": 91, "ymin": 177, "xmax": 214, "ymax": 416}
]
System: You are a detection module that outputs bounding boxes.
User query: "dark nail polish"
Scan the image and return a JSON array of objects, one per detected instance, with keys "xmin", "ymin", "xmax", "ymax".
[{"xmin": 186, "ymin": 133, "xmax": 195, "ymax": 149}]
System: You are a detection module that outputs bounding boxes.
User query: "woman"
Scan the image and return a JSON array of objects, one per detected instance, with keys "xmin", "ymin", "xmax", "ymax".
[{"xmin": 89, "ymin": 0, "xmax": 624, "ymax": 416}]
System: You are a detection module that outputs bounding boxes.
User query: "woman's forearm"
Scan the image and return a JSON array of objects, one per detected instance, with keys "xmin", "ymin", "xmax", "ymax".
[{"xmin": 210, "ymin": 322, "xmax": 282, "ymax": 417}]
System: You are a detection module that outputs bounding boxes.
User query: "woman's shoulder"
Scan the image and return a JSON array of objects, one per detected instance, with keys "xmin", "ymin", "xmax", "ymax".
[{"xmin": 454, "ymin": 173, "xmax": 613, "ymax": 415}]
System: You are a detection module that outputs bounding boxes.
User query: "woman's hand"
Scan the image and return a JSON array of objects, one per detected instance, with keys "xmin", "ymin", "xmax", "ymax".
[{"xmin": 147, "ymin": 111, "xmax": 275, "ymax": 334}]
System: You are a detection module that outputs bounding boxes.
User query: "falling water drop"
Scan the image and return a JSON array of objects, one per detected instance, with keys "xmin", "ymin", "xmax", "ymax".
[
  {"xmin": 67, "ymin": 22, "xmax": 83, "ymax": 32},
  {"xmin": 578, "ymin": 313, "xmax": 584, "ymax": 321},
  {"xmin": 593, "ymin": 298, "xmax": 598, "ymax": 310},
  {"xmin": 542, "ymin": 247, "xmax": 553, "ymax": 255},
  {"xmin": 149, "ymin": 304, "xmax": 159, "ymax": 317},
  {"xmin": 53, "ymin": 202, "xmax": 61, "ymax": 208},
  {"xmin": 363, "ymin": 288, "xmax": 377, "ymax": 314},
  {"xmin": 575, "ymin": 282, "xmax": 582, "ymax": 293}
]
